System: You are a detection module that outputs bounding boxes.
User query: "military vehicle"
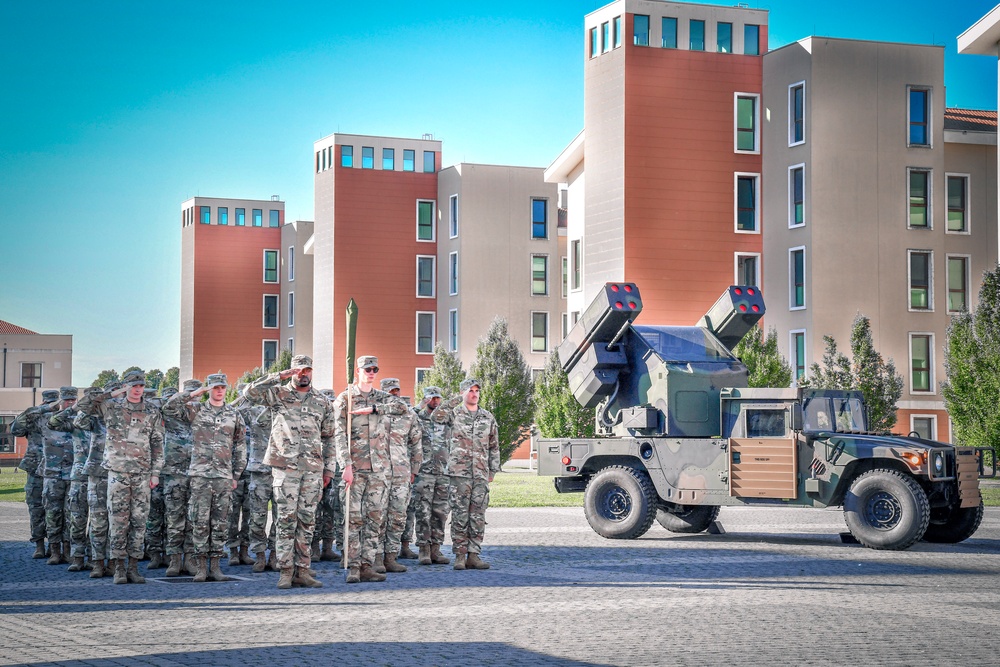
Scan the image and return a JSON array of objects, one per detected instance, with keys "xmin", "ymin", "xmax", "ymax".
[{"xmin": 538, "ymin": 283, "xmax": 985, "ymax": 550}]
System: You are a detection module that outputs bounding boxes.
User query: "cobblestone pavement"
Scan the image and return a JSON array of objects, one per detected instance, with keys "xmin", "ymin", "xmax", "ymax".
[{"xmin": 1, "ymin": 500, "xmax": 999, "ymax": 666}]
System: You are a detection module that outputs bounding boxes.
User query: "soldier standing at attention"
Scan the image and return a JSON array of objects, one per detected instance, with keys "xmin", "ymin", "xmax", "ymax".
[
  {"xmin": 74, "ymin": 381, "xmax": 119, "ymax": 578},
  {"xmin": 81, "ymin": 369, "xmax": 164, "ymax": 584},
  {"xmin": 334, "ymin": 356, "xmax": 406, "ymax": 584},
  {"xmin": 226, "ymin": 385, "xmax": 254, "ymax": 568},
  {"xmin": 144, "ymin": 390, "xmax": 168, "ymax": 569},
  {"xmin": 163, "ymin": 374, "xmax": 247, "ymax": 582},
  {"xmin": 49, "ymin": 387, "xmax": 96, "ymax": 572},
  {"xmin": 243, "ymin": 355, "xmax": 336, "ymax": 589},
  {"xmin": 310, "ymin": 389, "xmax": 343, "ymax": 565},
  {"xmin": 376, "ymin": 378, "xmax": 422, "ymax": 574},
  {"xmin": 243, "ymin": 404, "xmax": 279, "ymax": 572},
  {"xmin": 413, "ymin": 386, "xmax": 451, "ymax": 566},
  {"xmin": 158, "ymin": 380, "xmax": 201, "ymax": 576},
  {"xmin": 38, "ymin": 386, "xmax": 78, "ymax": 566},
  {"xmin": 11, "ymin": 389, "xmax": 60, "ymax": 559},
  {"xmin": 432, "ymin": 378, "xmax": 500, "ymax": 570}
]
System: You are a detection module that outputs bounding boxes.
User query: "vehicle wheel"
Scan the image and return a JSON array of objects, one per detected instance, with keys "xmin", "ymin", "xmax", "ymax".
[
  {"xmin": 922, "ymin": 501, "xmax": 984, "ymax": 543},
  {"xmin": 655, "ymin": 505, "xmax": 721, "ymax": 533},
  {"xmin": 843, "ymin": 468, "xmax": 930, "ymax": 550},
  {"xmin": 583, "ymin": 466, "xmax": 658, "ymax": 539}
]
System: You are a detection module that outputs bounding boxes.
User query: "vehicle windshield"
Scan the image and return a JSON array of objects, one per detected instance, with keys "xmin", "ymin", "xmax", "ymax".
[
  {"xmin": 802, "ymin": 395, "xmax": 867, "ymax": 432},
  {"xmin": 633, "ymin": 325, "xmax": 736, "ymax": 362}
]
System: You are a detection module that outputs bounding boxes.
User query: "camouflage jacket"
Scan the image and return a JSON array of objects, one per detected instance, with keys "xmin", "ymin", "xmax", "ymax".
[
  {"xmin": 37, "ymin": 405, "xmax": 74, "ymax": 480},
  {"xmin": 162, "ymin": 392, "xmax": 247, "ymax": 480},
  {"xmin": 11, "ymin": 405, "xmax": 50, "ymax": 473},
  {"xmin": 72, "ymin": 410, "xmax": 108, "ymax": 478},
  {"xmin": 159, "ymin": 399, "xmax": 196, "ymax": 476},
  {"xmin": 333, "ymin": 384, "xmax": 407, "ymax": 474},
  {"xmin": 416, "ymin": 405, "xmax": 451, "ymax": 476},
  {"xmin": 48, "ymin": 406, "xmax": 91, "ymax": 481},
  {"xmin": 431, "ymin": 396, "xmax": 500, "ymax": 480},
  {"xmin": 382, "ymin": 398, "xmax": 423, "ymax": 478},
  {"xmin": 80, "ymin": 391, "xmax": 165, "ymax": 476},
  {"xmin": 243, "ymin": 373, "xmax": 336, "ymax": 474},
  {"xmin": 243, "ymin": 404, "xmax": 272, "ymax": 473}
]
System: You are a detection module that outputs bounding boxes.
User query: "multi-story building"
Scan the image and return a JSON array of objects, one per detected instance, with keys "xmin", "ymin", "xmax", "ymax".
[{"xmin": 280, "ymin": 220, "xmax": 314, "ymax": 359}]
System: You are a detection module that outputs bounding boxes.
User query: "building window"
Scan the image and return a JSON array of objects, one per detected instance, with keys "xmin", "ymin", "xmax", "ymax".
[
  {"xmin": 910, "ymin": 333, "xmax": 933, "ymax": 393},
  {"xmin": 633, "ymin": 14, "xmax": 649, "ymax": 46},
  {"xmin": 200, "ymin": 206, "xmax": 210, "ymax": 224},
  {"xmin": 735, "ymin": 94, "xmax": 759, "ymax": 153},
  {"xmin": 316, "ymin": 151, "xmax": 321, "ymax": 172},
  {"xmin": 947, "ymin": 175, "xmax": 968, "ymax": 233},
  {"xmin": 532, "ymin": 255, "xmax": 548, "ymax": 296},
  {"xmin": 662, "ymin": 17, "xmax": 677, "ymax": 48},
  {"xmin": 789, "ymin": 164, "xmax": 805, "ymax": 227},
  {"xmin": 908, "ymin": 169, "xmax": 930, "ymax": 229},
  {"xmin": 717, "ymin": 22, "xmax": 732, "ymax": 53},
  {"xmin": 911, "ymin": 415, "xmax": 936, "ymax": 440},
  {"xmin": 321, "ymin": 149, "xmax": 327, "ymax": 171},
  {"xmin": 531, "ymin": 312, "xmax": 549, "ymax": 353},
  {"xmin": 531, "ymin": 198, "xmax": 547, "ymax": 239},
  {"xmin": 590, "ymin": 27, "xmax": 598, "ymax": 58},
  {"xmin": 449, "ymin": 194, "xmax": 459, "ymax": 238},
  {"xmin": 909, "ymin": 88, "xmax": 930, "ymax": 146},
  {"xmin": 218, "ymin": 207, "xmax": 228, "ymax": 225},
  {"xmin": 613, "ymin": 15, "xmax": 622, "ymax": 48},
  {"xmin": 416, "ymin": 312, "xmax": 435, "ymax": 354},
  {"xmin": 361, "ymin": 147, "xmax": 374, "ymax": 169},
  {"xmin": 735, "ymin": 173, "xmax": 759, "ymax": 232},
  {"xmin": 383, "ymin": 148, "xmax": 394, "ymax": 170},
  {"xmin": 269, "ymin": 210, "xmax": 280, "ymax": 228},
  {"xmin": 288, "ymin": 338, "xmax": 294, "ymax": 355},
  {"xmin": 562, "ymin": 256, "xmax": 568, "ymax": 298},
  {"xmin": 790, "ymin": 330, "xmax": 806, "ymax": 382},
  {"xmin": 790, "ymin": 247, "xmax": 806, "ymax": 309},
  {"xmin": 20, "ymin": 362, "xmax": 41, "ymax": 388},
  {"xmin": 571, "ymin": 239, "xmax": 582, "ymax": 290},
  {"xmin": 341, "ymin": 145, "xmax": 353, "ymax": 167},
  {"xmin": 236, "ymin": 208, "xmax": 245, "ymax": 226},
  {"xmin": 947, "ymin": 255, "xmax": 969, "ymax": 313},
  {"xmin": 449, "ymin": 251, "xmax": 458, "ymax": 295},
  {"xmin": 0, "ymin": 416, "xmax": 15, "ymax": 454},
  {"xmin": 736, "ymin": 253, "xmax": 760, "ymax": 286},
  {"xmin": 602, "ymin": 21, "xmax": 610, "ymax": 53},
  {"xmin": 449, "ymin": 309, "xmax": 458, "ymax": 352},
  {"xmin": 252, "ymin": 209, "xmax": 263, "ymax": 227},
  {"xmin": 263, "ymin": 340, "xmax": 278, "ymax": 370},
  {"xmin": 789, "ymin": 82, "xmax": 805, "ymax": 145},
  {"xmin": 423, "ymin": 151, "xmax": 435, "ymax": 173},
  {"xmin": 417, "ymin": 255, "xmax": 435, "ymax": 298},
  {"xmin": 744, "ymin": 24, "xmax": 760, "ymax": 55},
  {"xmin": 263, "ymin": 250, "xmax": 279, "ymax": 283},
  {"xmin": 909, "ymin": 250, "xmax": 932, "ymax": 311},
  {"xmin": 287, "ymin": 292, "xmax": 295, "ymax": 327},
  {"xmin": 417, "ymin": 200, "xmax": 435, "ymax": 241},
  {"xmin": 690, "ymin": 19, "xmax": 705, "ymax": 51},
  {"xmin": 415, "ymin": 368, "xmax": 431, "ymax": 387},
  {"xmin": 562, "ymin": 313, "xmax": 569, "ymax": 339},
  {"xmin": 263, "ymin": 295, "xmax": 279, "ymax": 329},
  {"xmin": 288, "ymin": 246, "xmax": 295, "ymax": 281},
  {"xmin": 403, "ymin": 149, "xmax": 415, "ymax": 171}
]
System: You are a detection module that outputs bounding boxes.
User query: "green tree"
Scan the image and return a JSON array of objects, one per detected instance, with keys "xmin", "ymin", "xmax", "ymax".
[
  {"xmin": 145, "ymin": 369, "xmax": 164, "ymax": 392},
  {"xmin": 800, "ymin": 335, "xmax": 852, "ymax": 390},
  {"xmin": 469, "ymin": 317, "xmax": 534, "ymax": 465},
  {"xmin": 162, "ymin": 367, "xmax": 180, "ymax": 392},
  {"xmin": 225, "ymin": 348, "xmax": 293, "ymax": 402},
  {"xmin": 533, "ymin": 350, "xmax": 595, "ymax": 438},
  {"xmin": 733, "ymin": 325, "xmax": 792, "ymax": 388},
  {"xmin": 415, "ymin": 342, "xmax": 465, "ymax": 398},
  {"xmin": 90, "ymin": 369, "xmax": 120, "ymax": 388}
]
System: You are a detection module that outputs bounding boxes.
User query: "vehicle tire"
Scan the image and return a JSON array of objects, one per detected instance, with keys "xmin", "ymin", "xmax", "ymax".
[
  {"xmin": 922, "ymin": 500, "xmax": 984, "ymax": 543},
  {"xmin": 843, "ymin": 468, "xmax": 930, "ymax": 550},
  {"xmin": 655, "ymin": 505, "xmax": 721, "ymax": 533},
  {"xmin": 583, "ymin": 466, "xmax": 658, "ymax": 539}
]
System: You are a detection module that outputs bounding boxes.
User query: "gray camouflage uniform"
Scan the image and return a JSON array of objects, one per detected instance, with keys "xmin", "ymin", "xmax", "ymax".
[
  {"xmin": 49, "ymin": 390, "xmax": 94, "ymax": 560},
  {"xmin": 11, "ymin": 390, "xmax": 59, "ymax": 548},
  {"xmin": 414, "ymin": 391, "xmax": 452, "ymax": 548},
  {"xmin": 159, "ymin": 380, "xmax": 200, "ymax": 557},
  {"xmin": 39, "ymin": 388, "xmax": 77, "ymax": 548},
  {"xmin": 74, "ymin": 387, "xmax": 113, "ymax": 562},
  {"xmin": 378, "ymin": 384, "xmax": 423, "ymax": 556}
]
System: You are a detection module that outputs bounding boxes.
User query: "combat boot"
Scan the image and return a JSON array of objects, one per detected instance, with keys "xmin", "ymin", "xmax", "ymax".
[
  {"xmin": 320, "ymin": 538, "xmax": 339, "ymax": 561},
  {"xmin": 165, "ymin": 554, "xmax": 183, "ymax": 577},
  {"xmin": 418, "ymin": 544, "xmax": 431, "ymax": 565},
  {"xmin": 192, "ymin": 555, "xmax": 207, "ymax": 583},
  {"xmin": 359, "ymin": 564, "xmax": 386, "ymax": 582},
  {"xmin": 47, "ymin": 541, "xmax": 63, "ymax": 565},
  {"xmin": 62, "ymin": 541, "xmax": 71, "ymax": 563},
  {"xmin": 292, "ymin": 567, "xmax": 323, "ymax": 588},
  {"xmin": 89, "ymin": 559, "xmax": 106, "ymax": 579},
  {"xmin": 227, "ymin": 548, "xmax": 240, "ymax": 567},
  {"xmin": 113, "ymin": 558, "xmax": 127, "ymax": 584},
  {"xmin": 148, "ymin": 552, "xmax": 165, "ymax": 569},
  {"xmin": 125, "ymin": 557, "xmax": 146, "ymax": 584},
  {"xmin": 374, "ymin": 553, "xmax": 387, "ymax": 574},
  {"xmin": 239, "ymin": 544, "xmax": 254, "ymax": 565},
  {"xmin": 466, "ymin": 553, "xmax": 491, "ymax": 570},
  {"xmin": 430, "ymin": 544, "xmax": 450, "ymax": 565},
  {"xmin": 183, "ymin": 553, "xmax": 198, "ymax": 576},
  {"xmin": 383, "ymin": 553, "xmax": 407, "ymax": 573},
  {"xmin": 311, "ymin": 541, "xmax": 321, "ymax": 561},
  {"xmin": 277, "ymin": 567, "xmax": 294, "ymax": 589},
  {"xmin": 266, "ymin": 550, "xmax": 277, "ymax": 571},
  {"xmin": 399, "ymin": 541, "xmax": 418, "ymax": 560},
  {"xmin": 32, "ymin": 540, "xmax": 46, "ymax": 559},
  {"xmin": 207, "ymin": 557, "xmax": 225, "ymax": 581},
  {"xmin": 252, "ymin": 552, "xmax": 267, "ymax": 573},
  {"xmin": 67, "ymin": 556, "xmax": 85, "ymax": 572},
  {"xmin": 453, "ymin": 553, "xmax": 467, "ymax": 570},
  {"xmin": 346, "ymin": 567, "xmax": 361, "ymax": 584}
]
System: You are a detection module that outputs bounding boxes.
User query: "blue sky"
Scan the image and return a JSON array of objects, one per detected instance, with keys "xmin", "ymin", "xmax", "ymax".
[{"xmin": 1, "ymin": 0, "xmax": 996, "ymax": 386}]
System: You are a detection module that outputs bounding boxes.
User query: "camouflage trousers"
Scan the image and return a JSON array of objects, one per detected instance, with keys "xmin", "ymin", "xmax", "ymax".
[
  {"xmin": 189, "ymin": 477, "xmax": 232, "ymax": 558},
  {"xmin": 403, "ymin": 488, "xmax": 417, "ymax": 544},
  {"xmin": 42, "ymin": 477, "xmax": 70, "ymax": 544},
  {"xmin": 345, "ymin": 471, "xmax": 388, "ymax": 569},
  {"xmin": 144, "ymin": 483, "xmax": 166, "ymax": 554},
  {"xmin": 449, "ymin": 475, "xmax": 490, "ymax": 555},
  {"xmin": 227, "ymin": 472, "xmax": 250, "ymax": 551},
  {"xmin": 162, "ymin": 474, "xmax": 193, "ymax": 556},
  {"xmin": 246, "ymin": 471, "xmax": 276, "ymax": 555},
  {"xmin": 271, "ymin": 467, "xmax": 323, "ymax": 570},
  {"xmin": 107, "ymin": 471, "xmax": 152, "ymax": 560},
  {"xmin": 87, "ymin": 474, "xmax": 109, "ymax": 560},
  {"xmin": 24, "ymin": 472, "xmax": 45, "ymax": 543},
  {"xmin": 379, "ymin": 475, "xmax": 412, "ymax": 554},
  {"xmin": 67, "ymin": 479, "xmax": 90, "ymax": 558},
  {"xmin": 313, "ymin": 476, "xmax": 344, "ymax": 548},
  {"xmin": 414, "ymin": 473, "xmax": 451, "ymax": 546}
]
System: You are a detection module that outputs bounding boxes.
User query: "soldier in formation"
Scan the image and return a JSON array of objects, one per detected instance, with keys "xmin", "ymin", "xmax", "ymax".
[
  {"xmin": 413, "ymin": 386, "xmax": 452, "ymax": 565},
  {"xmin": 75, "ymin": 380, "xmax": 119, "ymax": 578},
  {"xmin": 48, "ymin": 387, "xmax": 94, "ymax": 571},
  {"xmin": 12, "ymin": 389, "xmax": 60, "ymax": 559}
]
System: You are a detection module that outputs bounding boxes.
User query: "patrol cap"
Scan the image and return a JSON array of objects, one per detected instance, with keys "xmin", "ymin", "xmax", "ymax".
[
  {"xmin": 356, "ymin": 355, "xmax": 378, "ymax": 370},
  {"xmin": 460, "ymin": 378, "xmax": 481, "ymax": 393},
  {"xmin": 291, "ymin": 355, "xmax": 313, "ymax": 370},
  {"xmin": 143, "ymin": 388, "xmax": 156, "ymax": 397},
  {"xmin": 41, "ymin": 389, "xmax": 59, "ymax": 403},
  {"xmin": 83, "ymin": 386, "xmax": 101, "ymax": 397},
  {"xmin": 103, "ymin": 380, "xmax": 122, "ymax": 392},
  {"xmin": 182, "ymin": 379, "xmax": 202, "ymax": 392},
  {"xmin": 380, "ymin": 378, "xmax": 400, "ymax": 392},
  {"xmin": 206, "ymin": 373, "xmax": 228, "ymax": 389},
  {"xmin": 160, "ymin": 387, "xmax": 178, "ymax": 399},
  {"xmin": 423, "ymin": 386, "xmax": 442, "ymax": 399},
  {"xmin": 59, "ymin": 386, "xmax": 78, "ymax": 400},
  {"xmin": 122, "ymin": 369, "xmax": 146, "ymax": 387}
]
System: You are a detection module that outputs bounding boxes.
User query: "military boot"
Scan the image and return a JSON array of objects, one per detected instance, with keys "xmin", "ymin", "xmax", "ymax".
[
  {"xmin": 277, "ymin": 567, "xmax": 294, "ymax": 589},
  {"xmin": 466, "ymin": 553, "xmax": 491, "ymax": 570},
  {"xmin": 148, "ymin": 552, "xmax": 166, "ymax": 569},
  {"xmin": 46, "ymin": 541, "xmax": 63, "ymax": 565},
  {"xmin": 359, "ymin": 564, "xmax": 386, "ymax": 582},
  {"xmin": 266, "ymin": 550, "xmax": 277, "ymax": 571},
  {"xmin": 453, "ymin": 553, "xmax": 467, "ymax": 571},
  {"xmin": 113, "ymin": 558, "xmax": 127, "ymax": 584},
  {"xmin": 239, "ymin": 544, "xmax": 254, "ymax": 565},
  {"xmin": 346, "ymin": 567, "xmax": 361, "ymax": 584},
  {"xmin": 31, "ymin": 540, "xmax": 46, "ymax": 559},
  {"xmin": 311, "ymin": 541, "xmax": 321, "ymax": 561},
  {"xmin": 383, "ymin": 553, "xmax": 407, "ymax": 573},
  {"xmin": 430, "ymin": 544, "xmax": 450, "ymax": 565},
  {"xmin": 399, "ymin": 541, "xmax": 418, "ymax": 560},
  {"xmin": 252, "ymin": 552, "xmax": 267, "ymax": 573},
  {"xmin": 207, "ymin": 557, "xmax": 225, "ymax": 581},
  {"xmin": 67, "ymin": 556, "xmax": 85, "ymax": 572},
  {"xmin": 320, "ymin": 538, "xmax": 339, "ymax": 561},
  {"xmin": 165, "ymin": 554, "xmax": 183, "ymax": 577},
  {"xmin": 126, "ymin": 557, "xmax": 146, "ymax": 584},
  {"xmin": 292, "ymin": 567, "xmax": 323, "ymax": 588},
  {"xmin": 62, "ymin": 541, "xmax": 71, "ymax": 563},
  {"xmin": 227, "ymin": 548, "xmax": 241, "ymax": 567},
  {"xmin": 418, "ymin": 544, "xmax": 431, "ymax": 565},
  {"xmin": 89, "ymin": 559, "xmax": 106, "ymax": 579},
  {"xmin": 192, "ymin": 555, "xmax": 208, "ymax": 583},
  {"xmin": 183, "ymin": 553, "xmax": 198, "ymax": 576},
  {"xmin": 374, "ymin": 553, "xmax": 387, "ymax": 574}
]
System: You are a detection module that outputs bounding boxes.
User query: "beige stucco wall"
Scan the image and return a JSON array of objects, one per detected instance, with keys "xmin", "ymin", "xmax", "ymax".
[{"xmin": 281, "ymin": 220, "xmax": 314, "ymax": 359}]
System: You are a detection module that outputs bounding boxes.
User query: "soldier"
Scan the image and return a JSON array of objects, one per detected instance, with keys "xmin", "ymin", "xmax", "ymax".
[
  {"xmin": 376, "ymin": 378, "xmax": 422, "ymax": 574},
  {"xmin": 226, "ymin": 384, "xmax": 253, "ymax": 567},
  {"xmin": 49, "ymin": 387, "xmax": 96, "ymax": 571},
  {"xmin": 75, "ymin": 380, "xmax": 119, "ymax": 578},
  {"xmin": 310, "ymin": 388, "xmax": 343, "ymax": 564},
  {"xmin": 432, "ymin": 378, "xmax": 500, "ymax": 570},
  {"xmin": 80, "ymin": 369, "xmax": 164, "ymax": 584},
  {"xmin": 144, "ymin": 390, "xmax": 168, "ymax": 568},
  {"xmin": 11, "ymin": 388, "xmax": 60, "ymax": 559},
  {"xmin": 413, "ymin": 386, "xmax": 451, "ymax": 566},
  {"xmin": 243, "ymin": 404, "xmax": 278, "ymax": 572},
  {"xmin": 163, "ymin": 374, "xmax": 246, "ymax": 582},
  {"xmin": 243, "ymin": 355, "xmax": 336, "ymax": 589},
  {"xmin": 38, "ymin": 386, "xmax": 78, "ymax": 565},
  {"xmin": 334, "ymin": 355, "xmax": 407, "ymax": 584},
  {"xmin": 158, "ymin": 380, "xmax": 201, "ymax": 576}
]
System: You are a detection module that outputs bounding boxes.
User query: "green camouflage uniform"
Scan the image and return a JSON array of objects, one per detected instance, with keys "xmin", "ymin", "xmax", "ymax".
[
  {"xmin": 159, "ymin": 382, "xmax": 199, "ymax": 556},
  {"xmin": 379, "ymin": 396, "xmax": 423, "ymax": 555},
  {"xmin": 242, "ymin": 404, "xmax": 277, "ymax": 555},
  {"xmin": 313, "ymin": 389, "xmax": 343, "ymax": 552},
  {"xmin": 49, "ymin": 399, "xmax": 92, "ymax": 559},
  {"xmin": 73, "ymin": 397, "xmax": 110, "ymax": 561},
  {"xmin": 432, "ymin": 392, "xmax": 500, "ymax": 555},
  {"xmin": 39, "ymin": 392, "xmax": 76, "ymax": 547},
  {"xmin": 144, "ymin": 396, "xmax": 167, "ymax": 556},
  {"xmin": 11, "ymin": 392, "xmax": 58, "ymax": 546},
  {"xmin": 414, "ymin": 403, "xmax": 452, "ymax": 547}
]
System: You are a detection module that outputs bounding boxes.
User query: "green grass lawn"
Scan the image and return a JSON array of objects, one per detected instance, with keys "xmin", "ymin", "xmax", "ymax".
[
  {"xmin": 490, "ymin": 471, "xmax": 584, "ymax": 508},
  {"xmin": 0, "ymin": 468, "xmax": 26, "ymax": 503}
]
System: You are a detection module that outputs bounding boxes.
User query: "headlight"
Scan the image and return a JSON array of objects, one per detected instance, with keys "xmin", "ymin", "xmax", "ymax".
[{"xmin": 933, "ymin": 453, "xmax": 944, "ymax": 474}]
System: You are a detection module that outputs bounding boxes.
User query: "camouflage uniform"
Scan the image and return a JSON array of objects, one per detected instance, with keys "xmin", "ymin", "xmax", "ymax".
[
  {"xmin": 312, "ymin": 389, "xmax": 343, "ymax": 558},
  {"xmin": 49, "ymin": 390, "xmax": 94, "ymax": 563},
  {"xmin": 378, "ymin": 381, "xmax": 423, "ymax": 557},
  {"xmin": 39, "ymin": 387, "xmax": 78, "ymax": 558},
  {"xmin": 160, "ymin": 380, "xmax": 200, "ymax": 559},
  {"xmin": 414, "ymin": 389, "xmax": 452, "ymax": 549},
  {"xmin": 74, "ymin": 387, "xmax": 113, "ymax": 569},
  {"xmin": 11, "ymin": 390, "xmax": 59, "ymax": 552},
  {"xmin": 144, "ymin": 394, "xmax": 167, "ymax": 559},
  {"xmin": 241, "ymin": 403, "xmax": 277, "ymax": 558}
]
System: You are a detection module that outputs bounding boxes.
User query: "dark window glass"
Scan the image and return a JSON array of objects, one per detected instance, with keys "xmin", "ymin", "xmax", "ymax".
[
  {"xmin": 911, "ymin": 335, "xmax": 931, "ymax": 391},
  {"xmin": 383, "ymin": 148, "xmax": 394, "ymax": 170},
  {"xmin": 633, "ymin": 14, "xmax": 649, "ymax": 46},
  {"xmin": 736, "ymin": 96, "xmax": 756, "ymax": 151},
  {"xmin": 718, "ymin": 22, "xmax": 732, "ymax": 53},
  {"xmin": 738, "ymin": 255, "xmax": 757, "ymax": 286},
  {"xmin": 417, "ymin": 257, "xmax": 435, "ymax": 297},
  {"xmin": 948, "ymin": 257, "xmax": 968, "ymax": 312},
  {"xmin": 264, "ymin": 250, "xmax": 278, "ymax": 283},
  {"xmin": 662, "ymin": 17, "xmax": 677, "ymax": 48},
  {"xmin": 403, "ymin": 149, "xmax": 415, "ymax": 171},
  {"xmin": 910, "ymin": 252, "xmax": 930, "ymax": 310},
  {"xmin": 287, "ymin": 292, "xmax": 295, "ymax": 327},
  {"xmin": 791, "ymin": 85, "xmax": 804, "ymax": 143},
  {"xmin": 690, "ymin": 20, "xmax": 705, "ymax": 51},
  {"xmin": 602, "ymin": 21, "xmax": 610, "ymax": 53},
  {"xmin": 269, "ymin": 210, "xmax": 279, "ymax": 228},
  {"xmin": 531, "ymin": 313, "xmax": 548, "ymax": 352},
  {"xmin": 449, "ymin": 310, "xmax": 458, "ymax": 351},
  {"xmin": 792, "ymin": 167, "xmax": 804, "ymax": 225},
  {"xmin": 590, "ymin": 27, "xmax": 598, "ymax": 57},
  {"xmin": 417, "ymin": 201, "xmax": 434, "ymax": 240},
  {"xmin": 531, "ymin": 199, "xmax": 547, "ymax": 238},
  {"xmin": 362, "ymin": 146, "xmax": 374, "ymax": 169},
  {"xmin": 200, "ymin": 206, "xmax": 210, "ymax": 224},
  {"xmin": 614, "ymin": 16, "xmax": 622, "ymax": 48},
  {"xmin": 263, "ymin": 295, "xmax": 278, "ymax": 328},
  {"xmin": 947, "ymin": 176, "xmax": 967, "ymax": 232},
  {"xmin": 252, "ymin": 209, "xmax": 262, "ymax": 227},
  {"xmin": 450, "ymin": 252, "xmax": 458, "ymax": 295},
  {"xmin": 263, "ymin": 341, "xmax": 277, "ymax": 370},
  {"xmin": 744, "ymin": 24, "xmax": 760, "ymax": 55},
  {"xmin": 793, "ymin": 333, "xmax": 805, "ymax": 380},
  {"xmin": 792, "ymin": 250, "xmax": 805, "ymax": 307},
  {"xmin": 571, "ymin": 240, "xmax": 581, "ymax": 290},
  {"xmin": 737, "ymin": 176, "xmax": 756, "ymax": 231},
  {"xmin": 423, "ymin": 151, "xmax": 435, "ymax": 173},
  {"xmin": 417, "ymin": 314, "xmax": 434, "ymax": 353},
  {"xmin": 910, "ymin": 89, "xmax": 929, "ymax": 145},
  {"xmin": 532, "ymin": 256, "xmax": 548, "ymax": 295},
  {"xmin": 909, "ymin": 171, "xmax": 929, "ymax": 228},
  {"xmin": 341, "ymin": 145, "xmax": 353, "ymax": 167},
  {"xmin": 21, "ymin": 362, "xmax": 41, "ymax": 388},
  {"xmin": 218, "ymin": 207, "xmax": 228, "ymax": 225}
]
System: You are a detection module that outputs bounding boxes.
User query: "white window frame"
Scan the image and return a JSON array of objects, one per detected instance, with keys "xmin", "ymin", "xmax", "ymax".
[
  {"xmin": 789, "ymin": 246, "xmax": 806, "ymax": 311},
  {"xmin": 788, "ymin": 81, "xmax": 806, "ymax": 147},
  {"xmin": 944, "ymin": 172, "xmax": 971, "ymax": 235},
  {"xmin": 20, "ymin": 361, "xmax": 42, "ymax": 388},
  {"xmin": 906, "ymin": 249, "xmax": 934, "ymax": 313},
  {"xmin": 263, "ymin": 249, "xmax": 279, "ymax": 284},
  {"xmin": 287, "ymin": 291, "xmax": 295, "ymax": 327},
  {"xmin": 734, "ymin": 252, "xmax": 761, "ymax": 286},
  {"xmin": 906, "ymin": 167, "xmax": 933, "ymax": 230},
  {"xmin": 449, "ymin": 251, "xmax": 459, "ymax": 296},
  {"xmin": 561, "ymin": 256, "xmax": 568, "ymax": 299},
  {"xmin": 531, "ymin": 311, "xmax": 550, "ymax": 354},
  {"xmin": 908, "ymin": 331, "xmax": 936, "ymax": 395},
  {"xmin": 909, "ymin": 414, "xmax": 938, "ymax": 440},
  {"xmin": 733, "ymin": 92, "xmax": 761, "ymax": 154},
  {"xmin": 288, "ymin": 246, "xmax": 295, "ymax": 281},
  {"xmin": 789, "ymin": 328, "xmax": 807, "ymax": 385},
  {"xmin": 263, "ymin": 294, "xmax": 279, "ymax": 329},
  {"xmin": 570, "ymin": 239, "xmax": 583, "ymax": 292},
  {"xmin": 788, "ymin": 163, "xmax": 805, "ymax": 228},
  {"xmin": 449, "ymin": 308, "xmax": 459, "ymax": 352},
  {"xmin": 416, "ymin": 311, "xmax": 435, "ymax": 354},
  {"xmin": 416, "ymin": 255, "xmax": 436, "ymax": 299},
  {"xmin": 416, "ymin": 199, "xmax": 436, "ymax": 243},
  {"xmin": 945, "ymin": 253, "xmax": 971, "ymax": 314},
  {"xmin": 415, "ymin": 368, "xmax": 432, "ymax": 389},
  {"xmin": 449, "ymin": 194, "xmax": 459, "ymax": 238},
  {"xmin": 531, "ymin": 254, "xmax": 549, "ymax": 297},
  {"xmin": 734, "ymin": 172, "xmax": 761, "ymax": 234},
  {"xmin": 262, "ymin": 339, "xmax": 279, "ymax": 369},
  {"xmin": 907, "ymin": 85, "xmax": 933, "ymax": 148}
]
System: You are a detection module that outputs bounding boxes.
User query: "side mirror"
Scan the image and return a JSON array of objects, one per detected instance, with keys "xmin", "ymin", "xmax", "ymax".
[{"xmin": 790, "ymin": 403, "xmax": 803, "ymax": 431}]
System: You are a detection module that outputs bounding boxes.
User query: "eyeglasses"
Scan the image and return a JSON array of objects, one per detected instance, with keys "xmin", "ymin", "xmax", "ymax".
[{"xmin": 363, "ymin": 368, "xmax": 379, "ymax": 374}]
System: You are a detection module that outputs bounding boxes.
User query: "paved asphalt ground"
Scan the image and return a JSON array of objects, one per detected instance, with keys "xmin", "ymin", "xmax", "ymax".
[{"xmin": 1, "ymin": 500, "xmax": 999, "ymax": 667}]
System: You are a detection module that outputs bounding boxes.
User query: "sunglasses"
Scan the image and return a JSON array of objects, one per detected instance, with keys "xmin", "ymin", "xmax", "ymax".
[{"xmin": 363, "ymin": 367, "xmax": 379, "ymax": 374}]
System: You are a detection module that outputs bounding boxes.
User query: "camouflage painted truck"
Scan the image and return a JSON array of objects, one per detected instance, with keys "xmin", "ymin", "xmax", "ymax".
[{"xmin": 538, "ymin": 282, "xmax": 985, "ymax": 550}]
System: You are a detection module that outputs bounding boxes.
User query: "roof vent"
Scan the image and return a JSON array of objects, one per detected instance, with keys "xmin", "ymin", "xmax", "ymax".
[
  {"xmin": 271, "ymin": 195, "xmax": 280, "ymax": 201},
  {"xmin": 422, "ymin": 133, "xmax": 434, "ymax": 140}
]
